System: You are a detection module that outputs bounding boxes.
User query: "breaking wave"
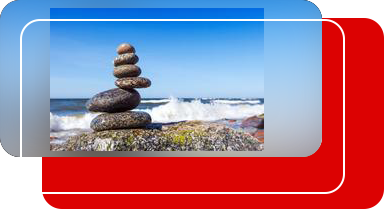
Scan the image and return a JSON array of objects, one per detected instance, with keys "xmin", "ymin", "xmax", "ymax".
[
  {"xmin": 50, "ymin": 97, "xmax": 264, "ymax": 131},
  {"xmin": 138, "ymin": 97, "xmax": 264, "ymax": 123},
  {"xmin": 50, "ymin": 112, "xmax": 98, "ymax": 132}
]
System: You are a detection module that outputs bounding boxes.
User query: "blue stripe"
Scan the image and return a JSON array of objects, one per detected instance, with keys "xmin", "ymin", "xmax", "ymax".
[{"xmin": 50, "ymin": 8, "xmax": 264, "ymax": 19}]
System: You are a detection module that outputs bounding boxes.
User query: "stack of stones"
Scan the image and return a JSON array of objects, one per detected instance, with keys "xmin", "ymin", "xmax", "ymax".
[{"xmin": 86, "ymin": 43, "xmax": 152, "ymax": 132}]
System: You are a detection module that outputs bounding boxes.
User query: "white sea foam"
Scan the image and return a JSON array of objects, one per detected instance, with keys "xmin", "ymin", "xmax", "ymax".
[
  {"xmin": 137, "ymin": 97, "xmax": 264, "ymax": 123},
  {"xmin": 50, "ymin": 112, "xmax": 98, "ymax": 132}
]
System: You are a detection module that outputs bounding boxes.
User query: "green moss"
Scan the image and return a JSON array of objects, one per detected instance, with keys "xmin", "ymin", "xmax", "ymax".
[
  {"xmin": 125, "ymin": 135, "xmax": 134, "ymax": 145},
  {"xmin": 172, "ymin": 135, "xmax": 186, "ymax": 144},
  {"xmin": 106, "ymin": 142, "xmax": 112, "ymax": 151},
  {"xmin": 178, "ymin": 130, "xmax": 194, "ymax": 135}
]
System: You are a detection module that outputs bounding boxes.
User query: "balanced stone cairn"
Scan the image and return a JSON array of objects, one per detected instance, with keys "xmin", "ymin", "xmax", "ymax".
[{"xmin": 86, "ymin": 43, "xmax": 152, "ymax": 132}]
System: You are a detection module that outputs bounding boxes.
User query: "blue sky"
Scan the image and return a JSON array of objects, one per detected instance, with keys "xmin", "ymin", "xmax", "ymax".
[{"xmin": 50, "ymin": 9, "xmax": 264, "ymax": 98}]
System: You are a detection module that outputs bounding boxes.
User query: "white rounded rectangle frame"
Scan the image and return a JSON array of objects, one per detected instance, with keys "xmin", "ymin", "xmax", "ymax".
[{"xmin": 20, "ymin": 19, "xmax": 345, "ymax": 194}]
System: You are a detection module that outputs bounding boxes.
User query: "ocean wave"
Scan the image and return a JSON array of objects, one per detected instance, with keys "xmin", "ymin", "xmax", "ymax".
[
  {"xmin": 137, "ymin": 97, "xmax": 264, "ymax": 123},
  {"xmin": 50, "ymin": 97, "xmax": 264, "ymax": 131},
  {"xmin": 50, "ymin": 112, "xmax": 98, "ymax": 132}
]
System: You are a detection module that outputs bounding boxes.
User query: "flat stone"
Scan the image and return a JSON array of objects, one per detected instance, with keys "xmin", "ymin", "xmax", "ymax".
[
  {"xmin": 113, "ymin": 65, "xmax": 141, "ymax": 78},
  {"xmin": 90, "ymin": 111, "xmax": 152, "ymax": 131},
  {"xmin": 117, "ymin": 43, "xmax": 135, "ymax": 54},
  {"xmin": 241, "ymin": 115, "xmax": 264, "ymax": 129},
  {"xmin": 114, "ymin": 53, "xmax": 139, "ymax": 66},
  {"xmin": 115, "ymin": 77, "xmax": 151, "ymax": 89},
  {"xmin": 86, "ymin": 88, "xmax": 141, "ymax": 113}
]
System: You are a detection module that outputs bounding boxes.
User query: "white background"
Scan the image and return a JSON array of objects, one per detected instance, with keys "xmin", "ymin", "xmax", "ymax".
[
  {"xmin": 0, "ymin": 0, "xmax": 383, "ymax": 208},
  {"xmin": 323, "ymin": 0, "xmax": 384, "ymax": 18}
]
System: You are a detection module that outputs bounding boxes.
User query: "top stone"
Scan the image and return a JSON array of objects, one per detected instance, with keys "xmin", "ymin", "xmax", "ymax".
[{"xmin": 117, "ymin": 43, "xmax": 136, "ymax": 54}]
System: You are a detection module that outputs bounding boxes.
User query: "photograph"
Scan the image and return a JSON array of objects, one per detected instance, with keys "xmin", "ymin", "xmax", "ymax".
[{"xmin": 49, "ymin": 11, "xmax": 264, "ymax": 151}]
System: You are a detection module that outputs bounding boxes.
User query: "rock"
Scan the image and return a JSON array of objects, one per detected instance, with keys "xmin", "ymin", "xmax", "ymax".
[
  {"xmin": 86, "ymin": 88, "xmax": 141, "ymax": 113},
  {"xmin": 247, "ymin": 129, "xmax": 264, "ymax": 143},
  {"xmin": 258, "ymin": 119, "xmax": 264, "ymax": 129},
  {"xmin": 60, "ymin": 121, "xmax": 264, "ymax": 151},
  {"xmin": 115, "ymin": 77, "xmax": 151, "ymax": 89},
  {"xmin": 243, "ymin": 126, "xmax": 257, "ymax": 133},
  {"xmin": 117, "ymin": 43, "xmax": 135, "ymax": 54},
  {"xmin": 50, "ymin": 136, "xmax": 57, "ymax": 141},
  {"xmin": 113, "ymin": 65, "xmax": 141, "ymax": 78},
  {"xmin": 241, "ymin": 115, "xmax": 264, "ymax": 129},
  {"xmin": 90, "ymin": 111, "xmax": 152, "ymax": 131},
  {"xmin": 114, "ymin": 53, "xmax": 139, "ymax": 66},
  {"xmin": 255, "ymin": 130, "xmax": 264, "ymax": 143},
  {"xmin": 50, "ymin": 143, "xmax": 65, "ymax": 151}
]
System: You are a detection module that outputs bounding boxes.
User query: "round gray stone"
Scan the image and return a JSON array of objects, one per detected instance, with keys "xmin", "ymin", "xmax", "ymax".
[
  {"xmin": 115, "ymin": 77, "xmax": 151, "ymax": 89},
  {"xmin": 86, "ymin": 88, "xmax": 141, "ymax": 113},
  {"xmin": 114, "ymin": 53, "xmax": 139, "ymax": 66},
  {"xmin": 113, "ymin": 65, "xmax": 141, "ymax": 78},
  {"xmin": 117, "ymin": 43, "xmax": 136, "ymax": 54},
  {"xmin": 90, "ymin": 111, "xmax": 152, "ymax": 131}
]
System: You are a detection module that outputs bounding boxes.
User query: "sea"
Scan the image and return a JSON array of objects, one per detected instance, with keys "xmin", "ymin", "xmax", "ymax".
[{"xmin": 50, "ymin": 97, "xmax": 264, "ymax": 142}]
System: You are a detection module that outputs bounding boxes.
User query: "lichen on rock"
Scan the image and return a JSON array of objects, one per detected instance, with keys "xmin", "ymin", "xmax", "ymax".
[{"xmin": 52, "ymin": 121, "xmax": 263, "ymax": 151}]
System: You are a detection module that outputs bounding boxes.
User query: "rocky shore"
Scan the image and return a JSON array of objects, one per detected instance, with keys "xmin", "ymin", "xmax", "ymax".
[{"xmin": 51, "ymin": 120, "xmax": 264, "ymax": 151}]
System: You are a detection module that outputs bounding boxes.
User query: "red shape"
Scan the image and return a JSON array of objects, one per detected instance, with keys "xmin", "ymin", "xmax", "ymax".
[
  {"xmin": 42, "ymin": 21, "xmax": 343, "ymax": 193},
  {"xmin": 43, "ymin": 19, "xmax": 384, "ymax": 208}
]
